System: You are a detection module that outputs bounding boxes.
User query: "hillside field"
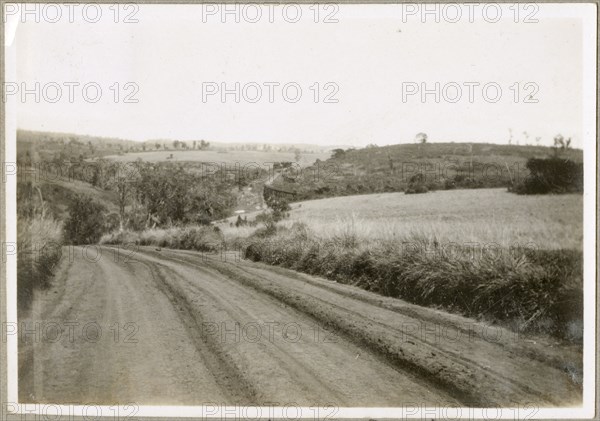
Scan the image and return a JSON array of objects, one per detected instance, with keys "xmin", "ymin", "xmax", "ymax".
[
  {"xmin": 271, "ymin": 142, "xmax": 584, "ymax": 200},
  {"xmin": 103, "ymin": 150, "xmax": 330, "ymax": 167},
  {"xmin": 223, "ymin": 188, "xmax": 583, "ymax": 251}
]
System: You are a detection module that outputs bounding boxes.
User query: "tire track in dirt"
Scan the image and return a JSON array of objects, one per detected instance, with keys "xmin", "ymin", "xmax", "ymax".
[
  {"xmin": 146, "ymin": 262, "xmax": 347, "ymax": 405},
  {"xmin": 128, "ymin": 248, "xmax": 455, "ymax": 406},
  {"xmin": 135, "ymin": 260, "xmax": 259, "ymax": 404}
]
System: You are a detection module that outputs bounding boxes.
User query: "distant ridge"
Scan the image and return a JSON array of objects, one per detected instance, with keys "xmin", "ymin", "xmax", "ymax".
[{"xmin": 271, "ymin": 142, "xmax": 583, "ymax": 201}]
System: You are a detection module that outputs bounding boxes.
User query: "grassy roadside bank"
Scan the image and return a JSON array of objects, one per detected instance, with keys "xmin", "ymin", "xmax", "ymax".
[
  {"xmin": 101, "ymin": 219, "xmax": 583, "ymax": 342},
  {"xmin": 237, "ymin": 222, "xmax": 582, "ymax": 341}
]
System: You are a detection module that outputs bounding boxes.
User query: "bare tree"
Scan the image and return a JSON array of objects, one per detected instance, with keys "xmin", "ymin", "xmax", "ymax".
[
  {"xmin": 554, "ymin": 134, "xmax": 565, "ymax": 148},
  {"xmin": 553, "ymin": 134, "xmax": 572, "ymax": 156}
]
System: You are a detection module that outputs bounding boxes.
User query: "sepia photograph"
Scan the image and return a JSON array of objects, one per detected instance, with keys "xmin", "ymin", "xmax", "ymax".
[{"xmin": 1, "ymin": 2, "xmax": 597, "ymax": 419}]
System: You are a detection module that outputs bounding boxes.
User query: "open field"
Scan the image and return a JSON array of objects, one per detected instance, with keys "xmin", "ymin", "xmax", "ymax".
[
  {"xmin": 103, "ymin": 150, "xmax": 330, "ymax": 167},
  {"xmin": 25, "ymin": 176, "xmax": 120, "ymax": 218},
  {"xmin": 222, "ymin": 188, "xmax": 583, "ymax": 250}
]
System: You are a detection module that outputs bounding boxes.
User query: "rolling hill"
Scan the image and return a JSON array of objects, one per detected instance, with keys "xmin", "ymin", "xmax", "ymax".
[{"xmin": 269, "ymin": 142, "xmax": 584, "ymax": 201}]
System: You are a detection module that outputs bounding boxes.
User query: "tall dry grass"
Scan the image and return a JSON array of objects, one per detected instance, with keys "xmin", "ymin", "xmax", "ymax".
[
  {"xmin": 241, "ymin": 221, "xmax": 583, "ymax": 341},
  {"xmin": 17, "ymin": 217, "xmax": 63, "ymax": 313}
]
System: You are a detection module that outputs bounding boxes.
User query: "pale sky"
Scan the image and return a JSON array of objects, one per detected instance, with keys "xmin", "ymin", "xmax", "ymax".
[{"xmin": 6, "ymin": 3, "xmax": 596, "ymax": 148}]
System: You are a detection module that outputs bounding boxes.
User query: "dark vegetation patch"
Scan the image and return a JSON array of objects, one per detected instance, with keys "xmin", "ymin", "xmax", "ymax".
[{"xmin": 510, "ymin": 158, "xmax": 583, "ymax": 194}]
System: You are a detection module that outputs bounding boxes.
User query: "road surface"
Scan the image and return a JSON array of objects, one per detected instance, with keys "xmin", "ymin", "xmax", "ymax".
[{"xmin": 19, "ymin": 246, "xmax": 582, "ymax": 406}]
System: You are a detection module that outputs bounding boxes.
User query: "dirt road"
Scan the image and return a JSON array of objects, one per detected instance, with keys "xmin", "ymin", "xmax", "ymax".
[{"xmin": 19, "ymin": 246, "xmax": 582, "ymax": 406}]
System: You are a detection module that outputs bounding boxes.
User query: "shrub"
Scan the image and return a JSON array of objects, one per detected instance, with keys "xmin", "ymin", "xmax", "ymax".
[
  {"xmin": 264, "ymin": 195, "xmax": 291, "ymax": 221},
  {"xmin": 405, "ymin": 184, "xmax": 429, "ymax": 194},
  {"xmin": 235, "ymin": 215, "xmax": 250, "ymax": 227},
  {"xmin": 64, "ymin": 194, "xmax": 107, "ymax": 244},
  {"xmin": 443, "ymin": 178, "xmax": 457, "ymax": 190},
  {"xmin": 511, "ymin": 158, "xmax": 583, "ymax": 194},
  {"xmin": 405, "ymin": 173, "xmax": 430, "ymax": 194}
]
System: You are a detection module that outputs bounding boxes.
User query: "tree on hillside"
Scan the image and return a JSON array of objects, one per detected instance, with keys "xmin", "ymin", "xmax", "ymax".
[
  {"xmin": 415, "ymin": 132, "xmax": 428, "ymax": 144},
  {"xmin": 415, "ymin": 133, "xmax": 428, "ymax": 158},
  {"xmin": 332, "ymin": 148, "xmax": 345, "ymax": 159},
  {"xmin": 173, "ymin": 140, "xmax": 180, "ymax": 149},
  {"xmin": 294, "ymin": 148, "xmax": 302, "ymax": 162},
  {"xmin": 264, "ymin": 194, "xmax": 291, "ymax": 222},
  {"xmin": 155, "ymin": 142, "xmax": 161, "ymax": 150},
  {"xmin": 64, "ymin": 194, "xmax": 107, "ymax": 244},
  {"xmin": 193, "ymin": 140, "xmax": 197, "ymax": 150},
  {"xmin": 114, "ymin": 169, "xmax": 133, "ymax": 231},
  {"xmin": 553, "ymin": 134, "xmax": 572, "ymax": 156}
]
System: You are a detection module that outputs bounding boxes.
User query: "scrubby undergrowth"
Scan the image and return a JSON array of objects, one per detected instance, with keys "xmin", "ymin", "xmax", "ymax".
[
  {"xmin": 510, "ymin": 157, "xmax": 583, "ymax": 195},
  {"xmin": 241, "ymin": 223, "xmax": 583, "ymax": 342},
  {"xmin": 100, "ymin": 225, "xmax": 224, "ymax": 252}
]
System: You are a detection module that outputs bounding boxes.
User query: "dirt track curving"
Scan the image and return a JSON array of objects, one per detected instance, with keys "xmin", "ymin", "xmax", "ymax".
[{"xmin": 19, "ymin": 246, "xmax": 582, "ymax": 406}]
